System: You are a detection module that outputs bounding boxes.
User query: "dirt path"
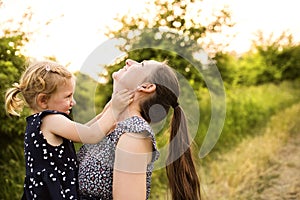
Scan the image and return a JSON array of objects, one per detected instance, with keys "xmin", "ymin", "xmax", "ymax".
[
  {"xmin": 201, "ymin": 104, "xmax": 300, "ymax": 200},
  {"xmin": 254, "ymin": 131, "xmax": 300, "ymax": 200}
]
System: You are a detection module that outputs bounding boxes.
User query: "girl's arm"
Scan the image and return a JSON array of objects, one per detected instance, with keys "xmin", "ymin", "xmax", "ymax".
[
  {"xmin": 42, "ymin": 90, "xmax": 133, "ymax": 144},
  {"xmin": 113, "ymin": 133, "xmax": 152, "ymax": 200},
  {"xmin": 84, "ymin": 101, "xmax": 111, "ymax": 127},
  {"xmin": 42, "ymin": 107, "xmax": 113, "ymax": 144}
]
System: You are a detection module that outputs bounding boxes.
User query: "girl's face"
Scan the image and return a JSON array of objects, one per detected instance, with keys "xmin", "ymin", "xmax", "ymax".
[
  {"xmin": 112, "ymin": 59, "xmax": 159, "ymax": 92},
  {"xmin": 46, "ymin": 78, "xmax": 76, "ymax": 115}
]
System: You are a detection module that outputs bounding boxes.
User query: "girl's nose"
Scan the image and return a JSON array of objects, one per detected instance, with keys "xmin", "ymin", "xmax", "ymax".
[{"xmin": 71, "ymin": 98, "xmax": 76, "ymax": 106}]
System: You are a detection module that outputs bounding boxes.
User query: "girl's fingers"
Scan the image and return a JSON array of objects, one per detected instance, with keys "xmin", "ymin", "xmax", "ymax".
[
  {"xmin": 117, "ymin": 89, "xmax": 129, "ymax": 95},
  {"xmin": 114, "ymin": 89, "xmax": 134, "ymax": 105},
  {"xmin": 118, "ymin": 90, "xmax": 134, "ymax": 99},
  {"xmin": 129, "ymin": 98, "xmax": 134, "ymax": 104}
]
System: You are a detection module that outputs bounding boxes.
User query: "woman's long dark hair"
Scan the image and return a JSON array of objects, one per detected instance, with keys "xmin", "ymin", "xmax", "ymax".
[{"xmin": 140, "ymin": 63, "xmax": 201, "ymax": 200}]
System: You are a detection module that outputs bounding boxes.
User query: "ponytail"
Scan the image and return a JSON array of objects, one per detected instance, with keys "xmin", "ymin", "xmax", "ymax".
[
  {"xmin": 5, "ymin": 83, "xmax": 24, "ymax": 116},
  {"xmin": 166, "ymin": 106, "xmax": 201, "ymax": 200},
  {"xmin": 140, "ymin": 61, "xmax": 201, "ymax": 199}
]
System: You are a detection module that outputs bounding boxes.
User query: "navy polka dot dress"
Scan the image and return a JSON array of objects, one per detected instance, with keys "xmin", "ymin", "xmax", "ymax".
[
  {"xmin": 22, "ymin": 110, "xmax": 78, "ymax": 200},
  {"xmin": 77, "ymin": 116, "xmax": 159, "ymax": 200}
]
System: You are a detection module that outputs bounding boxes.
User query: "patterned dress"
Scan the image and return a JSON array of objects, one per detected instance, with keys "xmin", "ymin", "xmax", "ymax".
[
  {"xmin": 22, "ymin": 110, "xmax": 78, "ymax": 200},
  {"xmin": 77, "ymin": 116, "xmax": 160, "ymax": 200}
]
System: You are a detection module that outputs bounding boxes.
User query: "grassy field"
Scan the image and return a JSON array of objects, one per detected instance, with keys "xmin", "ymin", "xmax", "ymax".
[{"xmin": 200, "ymin": 103, "xmax": 300, "ymax": 200}]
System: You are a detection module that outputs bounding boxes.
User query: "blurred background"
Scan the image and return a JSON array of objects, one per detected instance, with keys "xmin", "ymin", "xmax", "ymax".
[{"xmin": 1, "ymin": 0, "xmax": 299, "ymax": 199}]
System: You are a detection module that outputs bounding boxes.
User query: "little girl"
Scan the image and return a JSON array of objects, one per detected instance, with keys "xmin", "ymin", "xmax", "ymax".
[{"xmin": 5, "ymin": 61, "xmax": 133, "ymax": 200}]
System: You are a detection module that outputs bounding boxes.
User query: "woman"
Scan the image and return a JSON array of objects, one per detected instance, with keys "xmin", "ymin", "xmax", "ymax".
[{"xmin": 78, "ymin": 59, "xmax": 201, "ymax": 199}]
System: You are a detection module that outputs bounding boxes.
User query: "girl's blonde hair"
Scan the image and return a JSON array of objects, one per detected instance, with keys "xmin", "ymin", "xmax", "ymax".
[{"xmin": 5, "ymin": 61, "xmax": 73, "ymax": 116}]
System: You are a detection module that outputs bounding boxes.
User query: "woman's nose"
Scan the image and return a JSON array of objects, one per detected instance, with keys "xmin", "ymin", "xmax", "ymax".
[{"xmin": 125, "ymin": 59, "xmax": 138, "ymax": 67}]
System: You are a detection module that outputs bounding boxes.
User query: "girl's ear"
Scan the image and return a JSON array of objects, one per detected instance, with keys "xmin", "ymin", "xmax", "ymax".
[
  {"xmin": 36, "ymin": 93, "xmax": 49, "ymax": 109},
  {"xmin": 137, "ymin": 83, "xmax": 156, "ymax": 93}
]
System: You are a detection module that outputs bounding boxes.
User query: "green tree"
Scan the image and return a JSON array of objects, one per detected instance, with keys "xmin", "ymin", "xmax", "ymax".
[
  {"xmin": 0, "ymin": 35, "xmax": 28, "ymax": 137},
  {"xmin": 273, "ymin": 44, "xmax": 300, "ymax": 81},
  {"xmin": 0, "ymin": 3, "xmax": 33, "ymax": 138},
  {"xmin": 214, "ymin": 51, "xmax": 239, "ymax": 86},
  {"xmin": 97, "ymin": 0, "xmax": 234, "ymax": 108},
  {"xmin": 251, "ymin": 31, "xmax": 300, "ymax": 84},
  {"xmin": 217, "ymin": 31, "xmax": 300, "ymax": 86}
]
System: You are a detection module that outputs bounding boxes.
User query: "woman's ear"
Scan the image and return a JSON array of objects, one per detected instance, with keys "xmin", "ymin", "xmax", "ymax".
[
  {"xmin": 137, "ymin": 83, "xmax": 156, "ymax": 93},
  {"xmin": 36, "ymin": 93, "xmax": 49, "ymax": 109}
]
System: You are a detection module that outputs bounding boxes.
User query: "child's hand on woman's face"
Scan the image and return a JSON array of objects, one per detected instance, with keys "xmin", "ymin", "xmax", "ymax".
[{"xmin": 111, "ymin": 89, "xmax": 134, "ymax": 117}]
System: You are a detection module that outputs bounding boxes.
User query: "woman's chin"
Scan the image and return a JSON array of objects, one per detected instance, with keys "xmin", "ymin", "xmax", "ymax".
[
  {"xmin": 112, "ymin": 72, "xmax": 118, "ymax": 80},
  {"xmin": 113, "ymin": 87, "xmax": 122, "ymax": 93}
]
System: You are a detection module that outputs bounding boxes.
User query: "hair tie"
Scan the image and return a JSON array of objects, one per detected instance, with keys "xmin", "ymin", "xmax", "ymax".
[
  {"xmin": 12, "ymin": 83, "xmax": 21, "ymax": 91},
  {"xmin": 45, "ymin": 64, "xmax": 51, "ymax": 71},
  {"xmin": 172, "ymin": 102, "xmax": 179, "ymax": 109}
]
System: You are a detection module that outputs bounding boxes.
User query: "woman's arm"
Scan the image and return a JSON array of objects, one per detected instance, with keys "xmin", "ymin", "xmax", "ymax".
[{"xmin": 113, "ymin": 132, "xmax": 153, "ymax": 200}]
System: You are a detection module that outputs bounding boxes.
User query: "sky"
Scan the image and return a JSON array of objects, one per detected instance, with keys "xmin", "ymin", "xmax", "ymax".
[{"xmin": 1, "ymin": 0, "xmax": 300, "ymax": 76}]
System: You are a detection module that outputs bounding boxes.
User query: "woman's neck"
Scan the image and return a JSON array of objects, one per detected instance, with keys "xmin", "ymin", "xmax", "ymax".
[{"xmin": 116, "ymin": 103, "xmax": 141, "ymax": 122}]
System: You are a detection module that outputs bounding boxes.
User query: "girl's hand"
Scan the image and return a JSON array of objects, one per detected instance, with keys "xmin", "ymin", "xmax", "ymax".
[{"xmin": 111, "ymin": 89, "xmax": 134, "ymax": 117}]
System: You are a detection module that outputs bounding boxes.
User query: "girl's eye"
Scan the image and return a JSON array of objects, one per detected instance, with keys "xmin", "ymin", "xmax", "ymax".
[{"xmin": 141, "ymin": 62, "xmax": 144, "ymax": 67}]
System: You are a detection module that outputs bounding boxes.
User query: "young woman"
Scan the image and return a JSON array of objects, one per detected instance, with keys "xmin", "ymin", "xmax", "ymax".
[{"xmin": 78, "ymin": 59, "xmax": 201, "ymax": 200}]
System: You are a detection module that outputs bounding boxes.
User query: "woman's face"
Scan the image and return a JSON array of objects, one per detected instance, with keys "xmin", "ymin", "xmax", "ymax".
[{"xmin": 112, "ymin": 59, "xmax": 160, "ymax": 92}]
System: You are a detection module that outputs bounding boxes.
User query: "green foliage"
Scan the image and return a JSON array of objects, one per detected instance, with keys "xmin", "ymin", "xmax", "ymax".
[
  {"xmin": 202, "ymin": 79, "xmax": 300, "ymax": 155},
  {"xmin": 216, "ymin": 31, "xmax": 300, "ymax": 86},
  {"xmin": 251, "ymin": 32, "xmax": 298, "ymax": 84},
  {"xmin": 0, "ymin": 135, "xmax": 24, "ymax": 200},
  {"xmin": 106, "ymin": 0, "xmax": 234, "ymax": 54},
  {"xmin": 0, "ymin": 35, "xmax": 28, "ymax": 137},
  {"xmin": 97, "ymin": 0, "xmax": 235, "ymax": 108},
  {"xmin": 72, "ymin": 72, "xmax": 100, "ymax": 123},
  {"xmin": 214, "ymin": 52, "xmax": 239, "ymax": 85},
  {"xmin": 0, "ymin": 22, "xmax": 29, "ymax": 199}
]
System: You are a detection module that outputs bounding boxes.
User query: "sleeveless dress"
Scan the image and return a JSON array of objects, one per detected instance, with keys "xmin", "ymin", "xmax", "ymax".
[
  {"xmin": 22, "ymin": 110, "xmax": 78, "ymax": 200},
  {"xmin": 77, "ymin": 116, "xmax": 160, "ymax": 200}
]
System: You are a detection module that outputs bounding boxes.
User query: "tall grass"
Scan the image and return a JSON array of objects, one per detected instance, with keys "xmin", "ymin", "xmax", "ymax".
[
  {"xmin": 200, "ymin": 79, "xmax": 300, "ymax": 155},
  {"xmin": 0, "ymin": 135, "xmax": 24, "ymax": 200},
  {"xmin": 200, "ymin": 102, "xmax": 300, "ymax": 200}
]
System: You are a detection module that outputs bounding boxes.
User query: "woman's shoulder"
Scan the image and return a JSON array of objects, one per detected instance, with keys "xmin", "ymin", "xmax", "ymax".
[
  {"xmin": 117, "ymin": 116, "xmax": 160, "ymax": 162},
  {"xmin": 118, "ymin": 116, "xmax": 153, "ymax": 136}
]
